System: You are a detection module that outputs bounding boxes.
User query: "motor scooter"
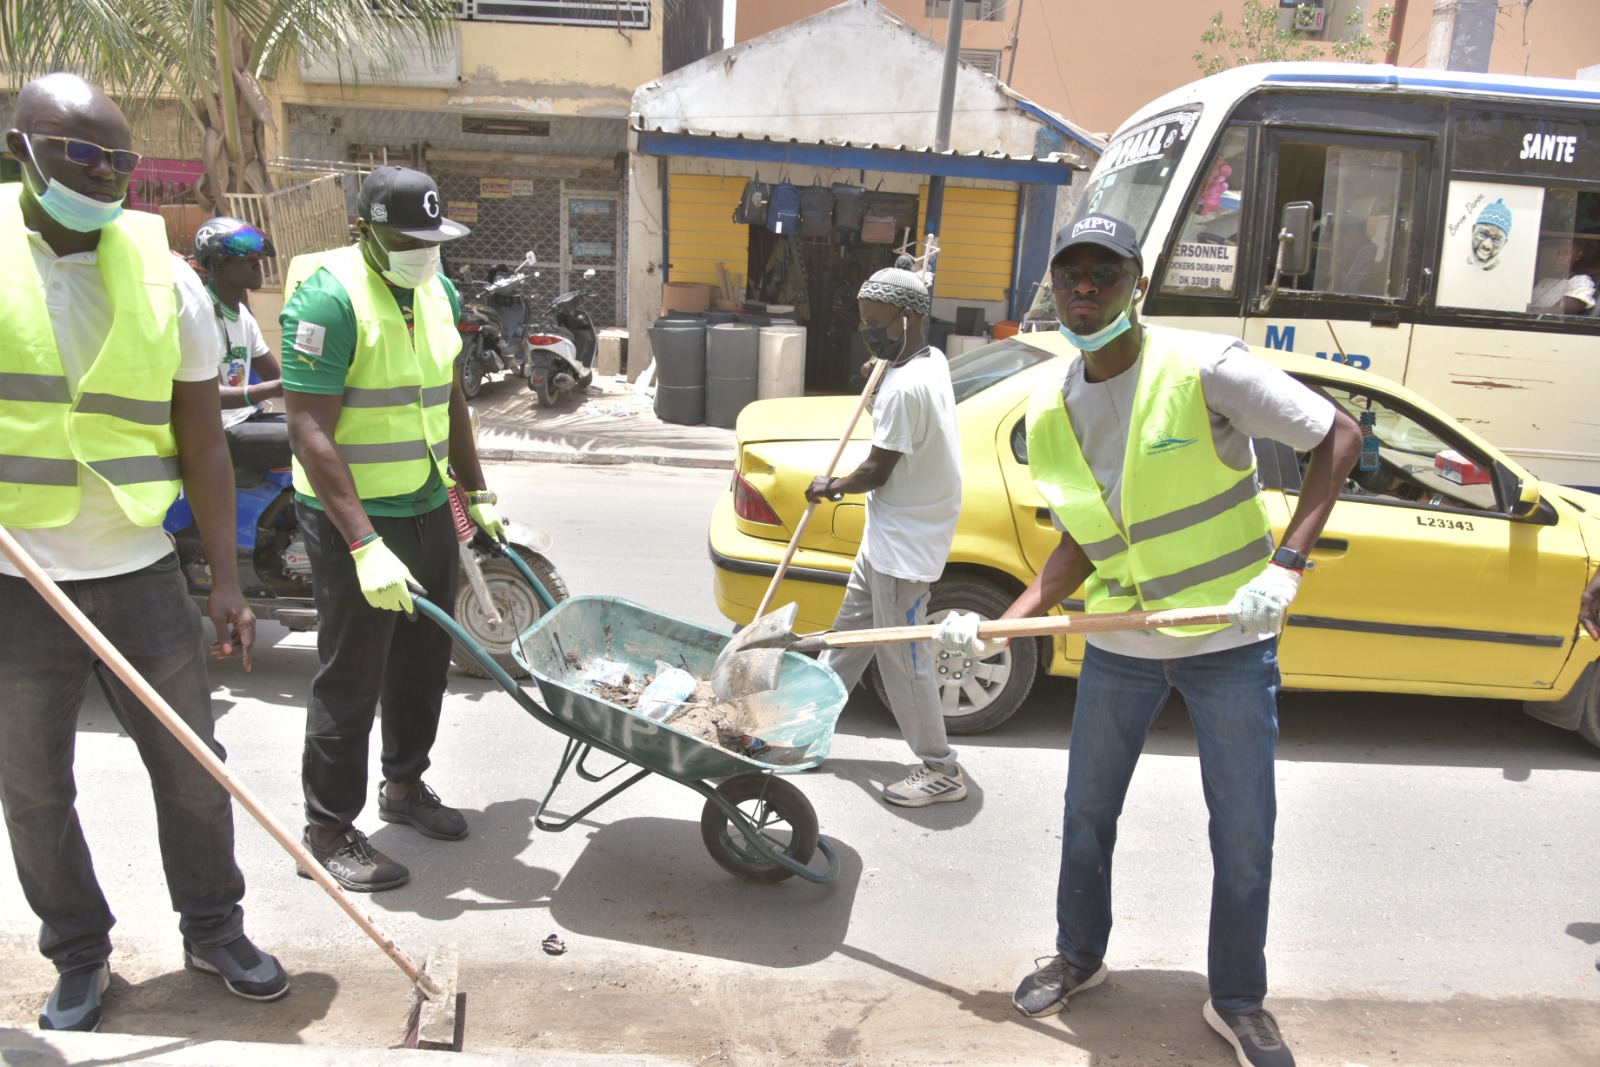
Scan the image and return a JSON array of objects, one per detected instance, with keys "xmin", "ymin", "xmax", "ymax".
[
  {"xmin": 163, "ymin": 447, "xmax": 566, "ymax": 679},
  {"xmin": 455, "ymin": 252, "xmax": 538, "ymax": 399},
  {"xmin": 526, "ymin": 268, "xmax": 599, "ymax": 407}
]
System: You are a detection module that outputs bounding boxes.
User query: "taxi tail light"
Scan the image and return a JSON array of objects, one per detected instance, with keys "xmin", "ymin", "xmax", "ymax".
[{"xmin": 732, "ymin": 471, "xmax": 782, "ymax": 526}]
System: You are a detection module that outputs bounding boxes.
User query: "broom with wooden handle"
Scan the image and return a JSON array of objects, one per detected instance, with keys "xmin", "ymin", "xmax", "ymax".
[{"xmin": 0, "ymin": 524, "xmax": 458, "ymax": 1050}]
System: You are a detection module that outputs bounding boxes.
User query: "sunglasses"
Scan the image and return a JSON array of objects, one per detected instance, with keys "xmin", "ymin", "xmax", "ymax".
[
  {"xmin": 1050, "ymin": 263, "xmax": 1131, "ymax": 289},
  {"xmin": 26, "ymin": 133, "xmax": 142, "ymax": 175},
  {"xmin": 217, "ymin": 228, "xmax": 268, "ymax": 256}
]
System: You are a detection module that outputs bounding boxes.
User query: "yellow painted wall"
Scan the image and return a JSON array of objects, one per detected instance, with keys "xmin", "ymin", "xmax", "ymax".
[
  {"xmin": 667, "ymin": 173, "xmax": 747, "ymax": 286},
  {"xmin": 917, "ymin": 184, "xmax": 1017, "ymax": 303}
]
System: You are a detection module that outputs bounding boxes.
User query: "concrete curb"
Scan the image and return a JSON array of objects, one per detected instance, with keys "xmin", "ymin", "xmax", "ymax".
[
  {"xmin": 476, "ymin": 447, "xmax": 734, "ymax": 471},
  {"xmin": 0, "ymin": 1027, "xmax": 690, "ymax": 1066}
]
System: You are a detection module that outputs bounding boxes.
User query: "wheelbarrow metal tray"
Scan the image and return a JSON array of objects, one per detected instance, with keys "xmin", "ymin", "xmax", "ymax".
[{"xmin": 512, "ymin": 595, "xmax": 847, "ymax": 779}]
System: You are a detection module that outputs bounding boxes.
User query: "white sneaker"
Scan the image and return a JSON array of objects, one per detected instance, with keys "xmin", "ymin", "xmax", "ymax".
[{"xmin": 884, "ymin": 764, "xmax": 968, "ymax": 807}]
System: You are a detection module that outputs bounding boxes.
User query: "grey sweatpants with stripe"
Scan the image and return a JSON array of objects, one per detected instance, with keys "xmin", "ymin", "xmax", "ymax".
[{"xmin": 820, "ymin": 553, "xmax": 958, "ymax": 774}]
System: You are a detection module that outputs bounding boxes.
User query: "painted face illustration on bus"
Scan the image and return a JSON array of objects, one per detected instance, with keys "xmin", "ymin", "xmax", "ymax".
[{"xmin": 1469, "ymin": 198, "xmax": 1512, "ymax": 271}]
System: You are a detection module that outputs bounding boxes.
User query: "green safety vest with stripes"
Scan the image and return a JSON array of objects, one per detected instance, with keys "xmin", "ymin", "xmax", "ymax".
[
  {"xmin": 0, "ymin": 183, "xmax": 183, "ymax": 530},
  {"xmin": 1025, "ymin": 326, "xmax": 1273, "ymax": 637},
  {"xmin": 283, "ymin": 245, "xmax": 457, "ymax": 502}
]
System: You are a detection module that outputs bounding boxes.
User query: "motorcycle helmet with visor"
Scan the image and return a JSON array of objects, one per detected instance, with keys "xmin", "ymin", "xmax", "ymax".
[{"xmin": 193, "ymin": 216, "xmax": 275, "ymax": 269}]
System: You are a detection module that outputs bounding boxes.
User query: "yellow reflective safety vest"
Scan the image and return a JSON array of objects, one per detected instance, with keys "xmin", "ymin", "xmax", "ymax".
[
  {"xmin": 1026, "ymin": 326, "xmax": 1272, "ymax": 636},
  {"xmin": 283, "ymin": 246, "xmax": 457, "ymax": 501},
  {"xmin": 0, "ymin": 184, "xmax": 183, "ymax": 529}
]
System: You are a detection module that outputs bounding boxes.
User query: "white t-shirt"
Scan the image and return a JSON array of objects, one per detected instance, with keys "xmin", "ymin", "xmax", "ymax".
[
  {"xmin": 1, "ymin": 235, "xmax": 219, "ymax": 581},
  {"xmin": 214, "ymin": 299, "xmax": 271, "ymax": 428},
  {"xmin": 861, "ymin": 348, "xmax": 962, "ymax": 583},
  {"xmin": 1530, "ymin": 273, "xmax": 1597, "ymax": 311},
  {"xmin": 1052, "ymin": 327, "xmax": 1334, "ymax": 659}
]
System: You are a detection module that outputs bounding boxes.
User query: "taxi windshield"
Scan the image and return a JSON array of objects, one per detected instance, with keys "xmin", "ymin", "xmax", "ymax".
[{"xmin": 948, "ymin": 339, "xmax": 1058, "ymax": 404}]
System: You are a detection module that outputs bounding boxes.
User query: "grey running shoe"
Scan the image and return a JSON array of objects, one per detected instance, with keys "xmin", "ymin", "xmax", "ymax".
[
  {"xmin": 39, "ymin": 962, "xmax": 110, "ymax": 1032},
  {"xmin": 883, "ymin": 764, "xmax": 968, "ymax": 807},
  {"xmin": 1204, "ymin": 1000, "xmax": 1296, "ymax": 1067},
  {"xmin": 298, "ymin": 827, "xmax": 410, "ymax": 891},
  {"xmin": 378, "ymin": 780, "xmax": 468, "ymax": 840},
  {"xmin": 1012, "ymin": 954, "xmax": 1108, "ymax": 1017},
  {"xmin": 184, "ymin": 934, "xmax": 289, "ymax": 1001}
]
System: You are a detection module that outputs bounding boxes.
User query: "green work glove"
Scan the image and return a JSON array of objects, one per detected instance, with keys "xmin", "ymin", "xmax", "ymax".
[
  {"xmin": 350, "ymin": 536, "xmax": 417, "ymax": 613},
  {"xmin": 466, "ymin": 491, "xmax": 506, "ymax": 542}
]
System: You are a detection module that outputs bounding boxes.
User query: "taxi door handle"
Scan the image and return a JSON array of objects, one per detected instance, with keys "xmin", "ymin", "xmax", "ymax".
[{"xmin": 1312, "ymin": 536, "xmax": 1349, "ymax": 560}]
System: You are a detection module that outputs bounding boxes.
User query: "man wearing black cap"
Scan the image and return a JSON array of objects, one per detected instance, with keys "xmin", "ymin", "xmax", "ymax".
[
  {"xmin": 937, "ymin": 214, "xmax": 1360, "ymax": 1066},
  {"xmin": 279, "ymin": 166, "xmax": 504, "ymax": 891}
]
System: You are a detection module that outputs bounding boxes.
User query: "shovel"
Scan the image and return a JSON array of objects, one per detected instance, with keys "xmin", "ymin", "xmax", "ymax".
[{"xmin": 713, "ymin": 604, "xmax": 1234, "ymax": 699}]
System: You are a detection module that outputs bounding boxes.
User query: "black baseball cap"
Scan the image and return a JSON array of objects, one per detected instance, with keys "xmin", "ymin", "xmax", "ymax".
[
  {"xmin": 1051, "ymin": 213, "xmax": 1142, "ymax": 270},
  {"xmin": 357, "ymin": 166, "xmax": 469, "ymax": 242}
]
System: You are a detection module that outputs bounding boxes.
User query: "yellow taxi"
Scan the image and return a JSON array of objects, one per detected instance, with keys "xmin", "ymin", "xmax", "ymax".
[{"xmin": 709, "ymin": 330, "xmax": 1600, "ymax": 746}]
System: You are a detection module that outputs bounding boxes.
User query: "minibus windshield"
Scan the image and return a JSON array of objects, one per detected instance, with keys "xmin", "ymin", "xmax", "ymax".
[{"xmin": 1073, "ymin": 106, "xmax": 1205, "ymax": 240}]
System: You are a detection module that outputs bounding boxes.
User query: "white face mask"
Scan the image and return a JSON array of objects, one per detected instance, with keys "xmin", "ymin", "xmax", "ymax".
[{"xmin": 370, "ymin": 228, "xmax": 440, "ymax": 288}]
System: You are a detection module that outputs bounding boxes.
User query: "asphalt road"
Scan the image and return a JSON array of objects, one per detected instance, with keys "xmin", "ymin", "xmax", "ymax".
[{"xmin": 0, "ymin": 462, "xmax": 1595, "ymax": 1065}]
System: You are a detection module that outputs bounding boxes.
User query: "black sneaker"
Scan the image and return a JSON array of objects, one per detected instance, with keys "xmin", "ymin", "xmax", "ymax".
[
  {"xmin": 297, "ymin": 828, "xmax": 410, "ymax": 891},
  {"xmin": 1204, "ymin": 1000, "xmax": 1296, "ymax": 1067},
  {"xmin": 183, "ymin": 934, "xmax": 289, "ymax": 1001},
  {"xmin": 39, "ymin": 962, "xmax": 110, "ymax": 1032},
  {"xmin": 377, "ymin": 780, "xmax": 468, "ymax": 840},
  {"xmin": 1012, "ymin": 954, "xmax": 1108, "ymax": 1017}
]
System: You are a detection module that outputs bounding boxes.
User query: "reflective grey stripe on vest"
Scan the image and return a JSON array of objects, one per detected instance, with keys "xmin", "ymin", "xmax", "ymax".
[
  {"xmin": 76, "ymin": 392, "xmax": 171, "ymax": 426},
  {"xmin": 1128, "ymin": 472, "xmax": 1259, "ymax": 544},
  {"xmin": 1078, "ymin": 531, "xmax": 1127, "ymax": 563},
  {"xmin": 343, "ymin": 385, "xmax": 419, "ymax": 408},
  {"xmin": 1101, "ymin": 576, "xmax": 1134, "ymax": 599},
  {"xmin": 343, "ymin": 383, "xmax": 454, "ymax": 409},
  {"xmin": 0, "ymin": 373, "xmax": 71, "ymax": 404},
  {"xmin": 1139, "ymin": 534, "xmax": 1273, "ymax": 603},
  {"xmin": 0, "ymin": 454, "xmax": 78, "ymax": 486},
  {"xmin": 339, "ymin": 440, "xmax": 432, "ymax": 464},
  {"xmin": 86, "ymin": 454, "xmax": 181, "ymax": 485},
  {"xmin": 430, "ymin": 438, "xmax": 449, "ymax": 461}
]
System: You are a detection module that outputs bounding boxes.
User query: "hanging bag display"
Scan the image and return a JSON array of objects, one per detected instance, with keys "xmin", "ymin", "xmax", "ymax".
[
  {"xmin": 732, "ymin": 179, "xmax": 771, "ymax": 226},
  {"xmin": 798, "ymin": 180, "xmax": 835, "ymax": 238},
  {"xmin": 860, "ymin": 198, "xmax": 898, "ymax": 244},
  {"xmin": 766, "ymin": 181, "xmax": 802, "ymax": 235},
  {"xmin": 831, "ymin": 181, "xmax": 866, "ymax": 236}
]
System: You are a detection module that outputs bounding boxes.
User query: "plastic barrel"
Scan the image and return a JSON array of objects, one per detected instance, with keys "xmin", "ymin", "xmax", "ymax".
[
  {"xmin": 757, "ymin": 325, "xmax": 806, "ymax": 400},
  {"xmin": 649, "ymin": 318, "xmax": 707, "ymax": 424},
  {"xmin": 705, "ymin": 323, "xmax": 759, "ymax": 429}
]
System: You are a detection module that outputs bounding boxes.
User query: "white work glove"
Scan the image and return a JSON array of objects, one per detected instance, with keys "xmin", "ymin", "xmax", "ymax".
[
  {"xmin": 466, "ymin": 491, "xmax": 506, "ymax": 542},
  {"xmin": 1226, "ymin": 563, "xmax": 1302, "ymax": 635},
  {"xmin": 350, "ymin": 537, "xmax": 418, "ymax": 613},
  {"xmin": 931, "ymin": 611, "xmax": 1009, "ymax": 657}
]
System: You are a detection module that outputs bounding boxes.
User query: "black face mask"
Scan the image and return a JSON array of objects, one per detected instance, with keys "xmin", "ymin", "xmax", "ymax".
[{"xmin": 861, "ymin": 316, "xmax": 907, "ymax": 362}]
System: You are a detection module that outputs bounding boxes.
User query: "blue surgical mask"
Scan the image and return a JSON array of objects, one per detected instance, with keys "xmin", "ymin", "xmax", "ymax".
[
  {"xmin": 23, "ymin": 135, "xmax": 124, "ymax": 233},
  {"xmin": 1059, "ymin": 309, "xmax": 1132, "ymax": 352}
]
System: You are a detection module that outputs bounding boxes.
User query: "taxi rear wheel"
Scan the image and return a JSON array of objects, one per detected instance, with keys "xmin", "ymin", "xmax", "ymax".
[{"xmin": 869, "ymin": 575, "xmax": 1037, "ymax": 735}]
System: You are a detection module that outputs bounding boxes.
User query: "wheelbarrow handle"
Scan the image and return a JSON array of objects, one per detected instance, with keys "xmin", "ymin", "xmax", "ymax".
[
  {"xmin": 788, "ymin": 606, "xmax": 1235, "ymax": 652},
  {"xmin": 470, "ymin": 531, "xmax": 558, "ymax": 612}
]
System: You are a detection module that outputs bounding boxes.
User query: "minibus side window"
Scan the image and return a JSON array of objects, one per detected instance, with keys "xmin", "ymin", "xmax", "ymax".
[
  {"xmin": 1266, "ymin": 140, "xmax": 1421, "ymax": 301},
  {"xmin": 1435, "ymin": 181, "xmax": 1600, "ymax": 318},
  {"xmin": 1160, "ymin": 125, "xmax": 1250, "ymax": 298}
]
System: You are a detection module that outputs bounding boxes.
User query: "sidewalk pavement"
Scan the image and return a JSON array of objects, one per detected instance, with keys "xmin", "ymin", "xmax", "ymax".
[
  {"xmin": 472, "ymin": 374, "xmax": 735, "ymax": 471},
  {"xmin": 0, "ymin": 1028, "xmax": 687, "ymax": 1066}
]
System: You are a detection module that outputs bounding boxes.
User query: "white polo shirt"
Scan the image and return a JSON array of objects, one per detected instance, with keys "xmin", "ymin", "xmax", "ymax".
[{"xmin": 0, "ymin": 230, "xmax": 220, "ymax": 581}]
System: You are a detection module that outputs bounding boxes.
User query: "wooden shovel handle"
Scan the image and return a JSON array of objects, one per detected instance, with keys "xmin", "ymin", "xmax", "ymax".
[
  {"xmin": 0, "ymin": 524, "xmax": 441, "ymax": 997},
  {"xmin": 790, "ymin": 605, "xmax": 1233, "ymax": 652},
  {"xmin": 753, "ymin": 356, "xmax": 892, "ymax": 619}
]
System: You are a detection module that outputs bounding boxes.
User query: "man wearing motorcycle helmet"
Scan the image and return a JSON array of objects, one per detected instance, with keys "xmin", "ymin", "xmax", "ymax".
[
  {"xmin": 193, "ymin": 216, "xmax": 289, "ymax": 471},
  {"xmin": 279, "ymin": 166, "xmax": 502, "ymax": 893}
]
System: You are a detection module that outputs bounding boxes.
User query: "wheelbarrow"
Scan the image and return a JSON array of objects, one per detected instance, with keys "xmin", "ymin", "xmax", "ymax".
[{"xmin": 413, "ymin": 542, "xmax": 847, "ymax": 885}]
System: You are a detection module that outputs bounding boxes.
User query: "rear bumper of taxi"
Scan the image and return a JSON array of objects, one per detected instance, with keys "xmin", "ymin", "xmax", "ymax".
[{"xmin": 708, "ymin": 492, "xmax": 852, "ymax": 632}]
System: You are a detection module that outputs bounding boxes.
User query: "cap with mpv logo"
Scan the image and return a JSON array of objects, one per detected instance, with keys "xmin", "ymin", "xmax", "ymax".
[{"xmin": 1051, "ymin": 213, "xmax": 1143, "ymax": 270}]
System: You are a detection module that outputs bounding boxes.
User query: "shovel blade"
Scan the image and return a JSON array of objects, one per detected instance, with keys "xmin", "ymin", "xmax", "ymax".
[{"xmin": 711, "ymin": 602, "xmax": 800, "ymax": 699}]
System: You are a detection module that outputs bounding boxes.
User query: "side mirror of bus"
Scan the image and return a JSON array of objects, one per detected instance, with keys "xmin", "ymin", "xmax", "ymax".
[{"xmin": 1255, "ymin": 201, "xmax": 1315, "ymax": 314}]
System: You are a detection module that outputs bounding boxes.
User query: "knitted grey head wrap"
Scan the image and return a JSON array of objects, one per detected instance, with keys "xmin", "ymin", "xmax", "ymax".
[{"xmin": 858, "ymin": 254, "xmax": 932, "ymax": 316}]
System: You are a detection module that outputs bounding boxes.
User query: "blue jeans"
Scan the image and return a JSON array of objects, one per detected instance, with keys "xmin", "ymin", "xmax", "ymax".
[
  {"xmin": 0, "ymin": 554, "xmax": 245, "ymax": 971},
  {"xmin": 1056, "ymin": 638, "xmax": 1281, "ymax": 1014}
]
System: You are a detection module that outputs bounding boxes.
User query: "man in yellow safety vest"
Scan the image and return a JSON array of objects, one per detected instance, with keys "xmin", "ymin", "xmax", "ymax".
[
  {"xmin": 935, "ymin": 215, "xmax": 1360, "ymax": 1067},
  {"xmin": 281, "ymin": 167, "xmax": 502, "ymax": 893},
  {"xmin": 0, "ymin": 72, "xmax": 288, "ymax": 1032}
]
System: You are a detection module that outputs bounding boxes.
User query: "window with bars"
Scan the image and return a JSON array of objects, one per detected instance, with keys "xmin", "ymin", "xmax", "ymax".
[
  {"xmin": 925, "ymin": 0, "xmax": 1004, "ymax": 20},
  {"xmin": 461, "ymin": 0, "xmax": 651, "ymax": 29},
  {"xmin": 958, "ymin": 48, "xmax": 1002, "ymax": 75}
]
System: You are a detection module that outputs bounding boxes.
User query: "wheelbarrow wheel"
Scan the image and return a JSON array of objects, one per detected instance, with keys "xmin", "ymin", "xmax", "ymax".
[
  {"xmin": 450, "ymin": 548, "xmax": 568, "ymax": 680},
  {"xmin": 700, "ymin": 772, "xmax": 818, "ymax": 884}
]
